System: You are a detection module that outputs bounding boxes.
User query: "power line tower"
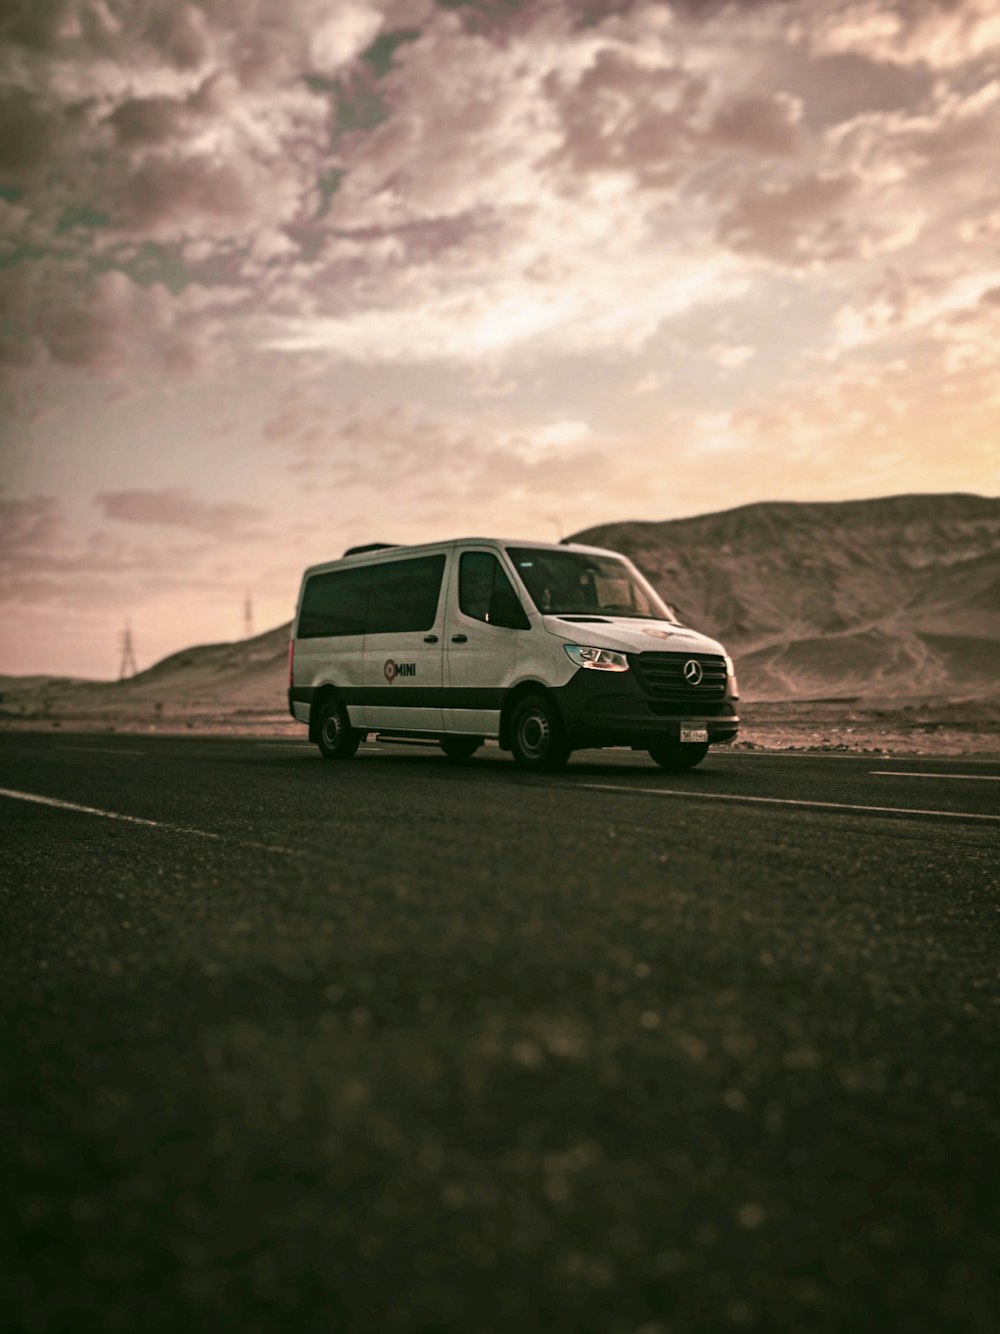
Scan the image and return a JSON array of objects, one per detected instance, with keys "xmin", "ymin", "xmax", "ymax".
[
  {"xmin": 118, "ymin": 620, "xmax": 138, "ymax": 679},
  {"xmin": 243, "ymin": 592, "xmax": 254, "ymax": 640}
]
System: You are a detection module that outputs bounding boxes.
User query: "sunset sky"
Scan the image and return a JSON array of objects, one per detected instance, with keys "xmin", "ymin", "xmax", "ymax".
[{"xmin": 2, "ymin": 0, "xmax": 999, "ymax": 678}]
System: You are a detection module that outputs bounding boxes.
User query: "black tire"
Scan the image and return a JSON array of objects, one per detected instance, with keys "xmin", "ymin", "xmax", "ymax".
[
  {"xmin": 510, "ymin": 694, "xmax": 571, "ymax": 772},
  {"xmin": 316, "ymin": 697, "xmax": 361, "ymax": 761},
  {"xmin": 647, "ymin": 741, "xmax": 709, "ymax": 772},
  {"xmin": 439, "ymin": 736, "xmax": 482, "ymax": 760}
]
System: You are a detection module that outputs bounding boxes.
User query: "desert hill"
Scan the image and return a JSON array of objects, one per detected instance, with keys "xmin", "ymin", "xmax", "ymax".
[
  {"xmin": 0, "ymin": 622, "xmax": 293, "ymax": 722},
  {"xmin": 571, "ymin": 493, "xmax": 999, "ymax": 701},
  {"xmin": 2, "ymin": 493, "xmax": 996, "ymax": 722},
  {"xmin": 112, "ymin": 622, "xmax": 293, "ymax": 706}
]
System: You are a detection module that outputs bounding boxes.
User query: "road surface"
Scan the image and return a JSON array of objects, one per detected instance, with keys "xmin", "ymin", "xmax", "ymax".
[{"xmin": 2, "ymin": 733, "xmax": 999, "ymax": 1333}]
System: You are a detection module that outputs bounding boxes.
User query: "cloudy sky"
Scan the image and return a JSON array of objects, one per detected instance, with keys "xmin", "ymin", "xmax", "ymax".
[{"xmin": 2, "ymin": 0, "xmax": 998, "ymax": 678}]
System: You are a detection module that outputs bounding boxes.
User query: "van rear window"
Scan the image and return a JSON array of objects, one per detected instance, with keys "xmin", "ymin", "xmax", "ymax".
[
  {"xmin": 298, "ymin": 566, "xmax": 370, "ymax": 637},
  {"xmin": 298, "ymin": 554, "xmax": 445, "ymax": 638}
]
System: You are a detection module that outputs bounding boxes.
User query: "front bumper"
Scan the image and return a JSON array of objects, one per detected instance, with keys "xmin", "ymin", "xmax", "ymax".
[{"xmin": 552, "ymin": 667, "xmax": 739, "ymax": 749}]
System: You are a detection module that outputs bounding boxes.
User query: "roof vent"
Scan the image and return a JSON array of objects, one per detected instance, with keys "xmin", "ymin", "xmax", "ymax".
[{"xmin": 342, "ymin": 542, "xmax": 400, "ymax": 558}]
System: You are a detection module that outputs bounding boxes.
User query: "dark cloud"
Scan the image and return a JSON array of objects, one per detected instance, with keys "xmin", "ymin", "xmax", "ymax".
[
  {"xmin": 0, "ymin": 87, "xmax": 59, "ymax": 176},
  {"xmin": 0, "ymin": 1, "xmax": 358, "ymax": 233},
  {"xmin": 0, "ymin": 489, "xmax": 256, "ymax": 624},
  {"xmin": 787, "ymin": 51, "xmax": 933, "ymax": 130},
  {"xmin": 107, "ymin": 95, "xmax": 186, "ymax": 146},
  {"xmin": 95, "ymin": 487, "xmax": 266, "ymax": 535},
  {"xmin": 0, "ymin": 327, "xmax": 45, "ymax": 367},
  {"xmin": 718, "ymin": 173, "xmax": 857, "ymax": 264},
  {"xmin": 0, "ymin": 255, "xmax": 242, "ymax": 376},
  {"xmin": 0, "ymin": 492, "xmax": 112, "ymax": 610},
  {"xmin": 122, "ymin": 154, "xmax": 256, "ymax": 231},
  {"xmin": 261, "ymin": 396, "xmax": 609, "ymax": 520},
  {"xmin": 901, "ymin": 101, "xmax": 999, "ymax": 179},
  {"xmin": 0, "ymin": 491, "xmax": 62, "ymax": 560},
  {"xmin": 707, "ymin": 93, "xmax": 801, "ymax": 156},
  {"xmin": 0, "ymin": 0, "xmax": 74, "ymax": 53},
  {"xmin": 546, "ymin": 49, "xmax": 704, "ymax": 188},
  {"xmin": 1, "ymin": 0, "xmax": 997, "ymax": 389},
  {"xmin": 3, "ymin": 266, "xmax": 173, "ymax": 371},
  {"xmin": 142, "ymin": 2, "xmax": 211, "ymax": 69}
]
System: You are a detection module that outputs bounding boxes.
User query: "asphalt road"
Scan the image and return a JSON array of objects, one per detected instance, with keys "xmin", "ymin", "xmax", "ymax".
[{"xmin": 2, "ymin": 732, "xmax": 999, "ymax": 1334}]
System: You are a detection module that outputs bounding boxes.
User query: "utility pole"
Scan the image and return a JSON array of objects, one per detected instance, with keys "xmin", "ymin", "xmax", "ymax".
[
  {"xmin": 118, "ymin": 620, "xmax": 138, "ymax": 679},
  {"xmin": 243, "ymin": 592, "xmax": 254, "ymax": 640}
]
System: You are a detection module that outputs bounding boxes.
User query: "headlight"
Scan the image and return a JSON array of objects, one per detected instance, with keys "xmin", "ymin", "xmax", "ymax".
[{"xmin": 564, "ymin": 644, "xmax": 630, "ymax": 672}]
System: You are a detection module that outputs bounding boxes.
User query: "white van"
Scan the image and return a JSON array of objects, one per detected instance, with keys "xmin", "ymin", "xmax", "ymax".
[{"xmin": 288, "ymin": 537, "xmax": 739, "ymax": 771}]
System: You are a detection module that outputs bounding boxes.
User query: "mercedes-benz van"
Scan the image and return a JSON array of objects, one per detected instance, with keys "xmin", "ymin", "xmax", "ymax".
[{"xmin": 288, "ymin": 537, "xmax": 739, "ymax": 771}]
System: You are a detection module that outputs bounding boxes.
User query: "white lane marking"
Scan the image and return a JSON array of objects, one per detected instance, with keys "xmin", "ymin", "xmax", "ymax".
[
  {"xmin": 0, "ymin": 785, "xmax": 213, "ymax": 834},
  {"xmin": 569, "ymin": 782, "xmax": 1000, "ymax": 823},
  {"xmin": 712, "ymin": 751, "xmax": 999, "ymax": 764},
  {"xmin": 871, "ymin": 771, "xmax": 1000, "ymax": 782},
  {"xmin": 715, "ymin": 752, "xmax": 896, "ymax": 762},
  {"xmin": 0, "ymin": 787, "xmax": 297, "ymax": 853}
]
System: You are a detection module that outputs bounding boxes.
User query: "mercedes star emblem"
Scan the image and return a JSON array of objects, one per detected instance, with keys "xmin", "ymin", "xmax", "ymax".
[{"xmin": 683, "ymin": 659, "xmax": 703, "ymax": 685}]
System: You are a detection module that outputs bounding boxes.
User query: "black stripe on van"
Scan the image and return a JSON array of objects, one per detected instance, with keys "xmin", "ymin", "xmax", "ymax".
[{"xmin": 290, "ymin": 686, "xmax": 505, "ymax": 710}]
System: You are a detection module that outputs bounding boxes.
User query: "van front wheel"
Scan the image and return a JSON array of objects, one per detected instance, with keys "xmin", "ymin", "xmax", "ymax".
[
  {"xmin": 317, "ymin": 698, "xmax": 361, "ymax": 761},
  {"xmin": 648, "ymin": 741, "xmax": 709, "ymax": 772},
  {"xmin": 510, "ymin": 695, "xmax": 570, "ymax": 772}
]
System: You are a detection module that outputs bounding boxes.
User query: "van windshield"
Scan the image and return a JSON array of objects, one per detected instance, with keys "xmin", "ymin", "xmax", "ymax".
[{"xmin": 506, "ymin": 547, "xmax": 676, "ymax": 621}]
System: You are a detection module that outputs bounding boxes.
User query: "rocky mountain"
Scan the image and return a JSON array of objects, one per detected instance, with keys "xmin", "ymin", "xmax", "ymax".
[{"xmin": 571, "ymin": 493, "xmax": 1000, "ymax": 701}]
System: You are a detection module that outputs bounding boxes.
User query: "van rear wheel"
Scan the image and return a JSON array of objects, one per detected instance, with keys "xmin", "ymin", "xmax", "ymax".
[
  {"xmin": 510, "ymin": 694, "xmax": 570, "ymax": 772},
  {"xmin": 648, "ymin": 741, "xmax": 709, "ymax": 772},
  {"xmin": 440, "ymin": 736, "xmax": 482, "ymax": 760},
  {"xmin": 317, "ymin": 698, "xmax": 361, "ymax": 761}
]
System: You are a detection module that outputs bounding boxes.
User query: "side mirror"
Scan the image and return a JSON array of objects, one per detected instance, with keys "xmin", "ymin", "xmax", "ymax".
[{"xmin": 488, "ymin": 587, "xmax": 530, "ymax": 630}]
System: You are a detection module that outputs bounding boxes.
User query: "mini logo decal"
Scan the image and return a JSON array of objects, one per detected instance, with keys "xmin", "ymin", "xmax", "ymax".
[
  {"xmin": 683, "ymin": 659, "xmax": 704, "ymax": 685},
  {"xmin": 384, "ymin": 659, "xmax": 416, "ymax": 682}
]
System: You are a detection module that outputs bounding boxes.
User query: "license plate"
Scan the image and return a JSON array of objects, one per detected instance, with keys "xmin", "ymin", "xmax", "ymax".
[{"xmin": 680, "ymin": 725, "xmax": 708, "ymax": 743}]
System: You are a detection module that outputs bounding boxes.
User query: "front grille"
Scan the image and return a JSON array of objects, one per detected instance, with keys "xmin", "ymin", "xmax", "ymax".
[{"xmin": 631, "ymin": 651, "xmax": 728, "ymax": 702}]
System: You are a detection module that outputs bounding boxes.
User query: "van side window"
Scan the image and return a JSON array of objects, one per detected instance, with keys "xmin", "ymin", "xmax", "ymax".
[
  {"xmin": 299, "ymin": 566, "xmax": 371, "ymax": 638},
  {"xmin": 367, "ymin": 554, "xmax": 446, "ymax": 634},
  {"xmin": 459, "ymin": 552, "xmax": 522, "ymax": 624}
]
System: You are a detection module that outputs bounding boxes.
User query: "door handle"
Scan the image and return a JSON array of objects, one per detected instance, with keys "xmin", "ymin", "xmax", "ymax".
[
  {"xmin": 451, "ymin": 634, "xmax": 468, "ymax": 643},
  {"xmin": 423, "ymin": 634, "xmax": 438, "ymax": 643}
]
